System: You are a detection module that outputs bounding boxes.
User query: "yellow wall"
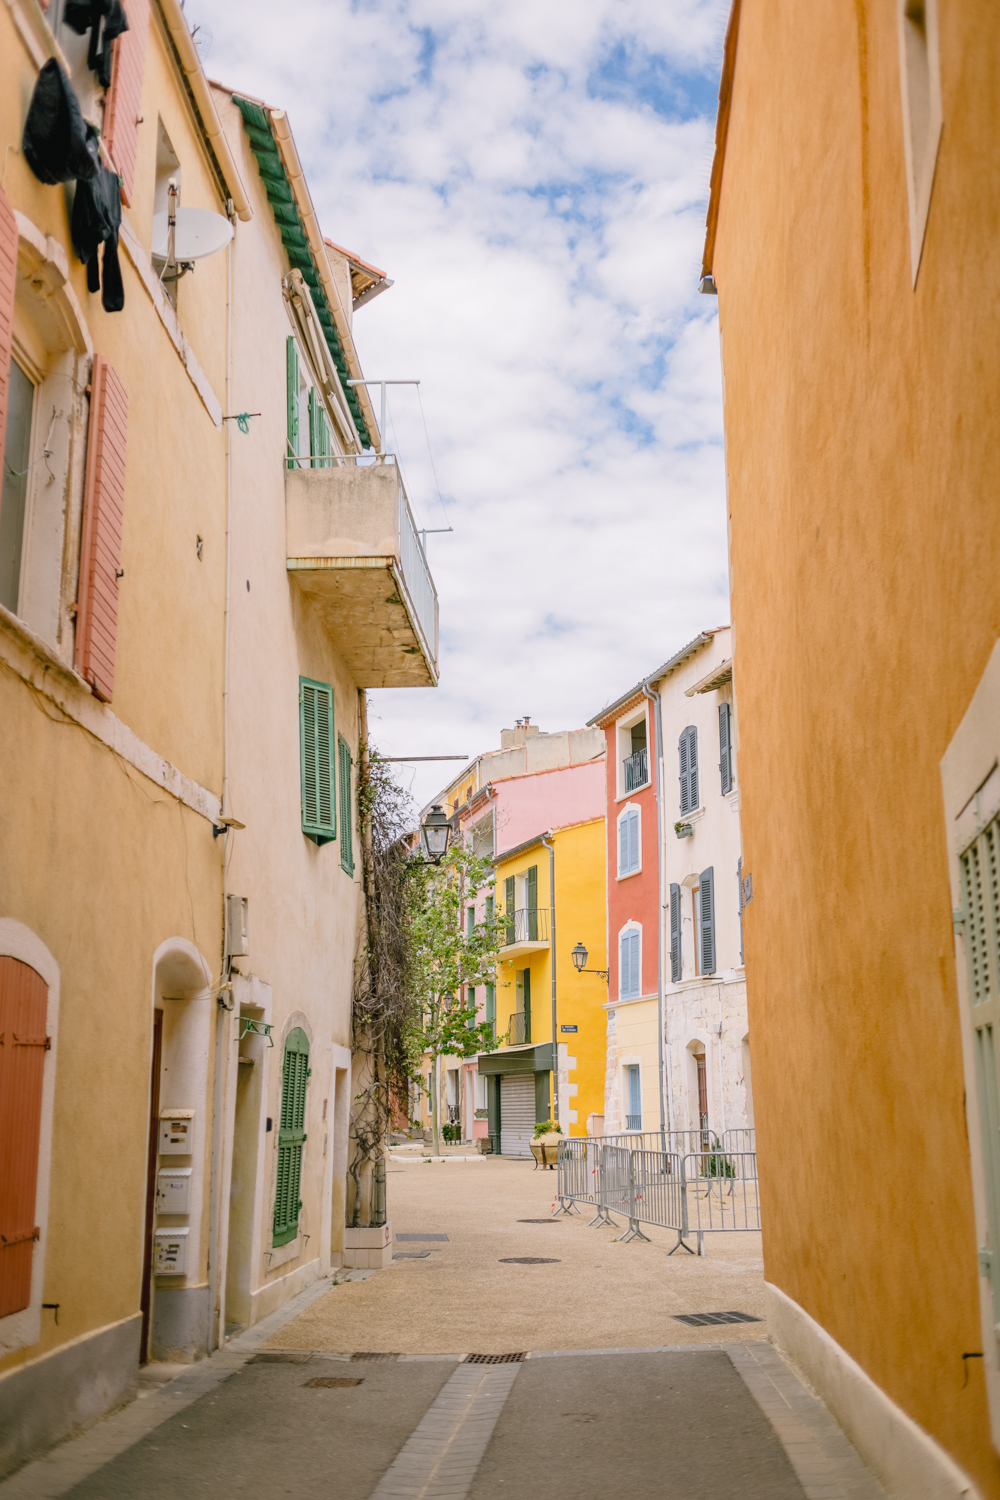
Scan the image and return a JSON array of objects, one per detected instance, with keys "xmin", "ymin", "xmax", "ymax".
[
  {"xmin": 495, "ymin": 819, "xmax": 606, "ymax": 1134},
  {"xmin": 714, "ymin": 0, "xmax": 1000, "ymax": 1489}
]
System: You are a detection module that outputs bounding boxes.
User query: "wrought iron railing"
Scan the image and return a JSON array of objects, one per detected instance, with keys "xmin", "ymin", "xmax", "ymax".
[
  {"xmin": 502, "ymin": 907, "xmax": 551, "ymax": 946},
  {"xmin": 623, "ymin": 747, "xmax": 648, "ymax": 791},
  {"xmin": 625, "ymin": 1113, "xmax": 642, "ymax": 1130},
  {"xmin": 507, "ymin": 1011, "xmax": 530, "ymax": 1045}
]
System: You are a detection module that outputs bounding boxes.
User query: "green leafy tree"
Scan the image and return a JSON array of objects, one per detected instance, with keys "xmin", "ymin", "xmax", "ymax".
[{"xmin": 411, "ymin": 841, "xmax": 507, "ymax": 1155}]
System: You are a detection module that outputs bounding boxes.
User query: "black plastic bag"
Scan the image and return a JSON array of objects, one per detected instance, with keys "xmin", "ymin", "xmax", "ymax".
[
  {"xmin": 22, "ymin": 59, "xmax": 100, "ymax": 185},
  {"xmin": 71, "ymin": 163, "xmax": 124, "ymax": 313}
]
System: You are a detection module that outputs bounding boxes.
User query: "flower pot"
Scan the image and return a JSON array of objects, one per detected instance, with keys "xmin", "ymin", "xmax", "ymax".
[{"xmin": 530, "ymin": 1134, "xmax": 562, "ymax": 1169}]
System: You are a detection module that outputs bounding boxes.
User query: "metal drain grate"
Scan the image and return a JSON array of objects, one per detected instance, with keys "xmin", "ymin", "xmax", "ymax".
[
  {"xmin": 672, "ymin": 1311, "xmax": 762, "ymax": 1328},
  {"xmin": 464, "ymin": 1352, "xmax": 527, "ymax": 1364},
  {"xmin": 396, "ymin": 1233, "xmax": 449, "ymax": 1242},
  {"xmin": 498, "ymin": 1257, "xmax": 560, "ymax": 1265},
  {"xmin": 304, "ymin": 1376, "xmax": 363, "ymax": 1388},
  {"xmin": 393, "ymin": 1251, "xmax": 431, "ymax": 1259},
  {"xmin": 351, "ymin": 1351, "xmax": 400, "ymax": 1361},
  {"xmin": 247, "ymin": 1351, "xmax": 313, "ymax": 1363},
  {"xmin": 516, "ymin": 1218, "xmax": 560, "ymax": 1224}
]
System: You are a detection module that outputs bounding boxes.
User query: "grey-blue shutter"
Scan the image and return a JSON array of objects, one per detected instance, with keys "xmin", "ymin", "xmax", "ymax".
[
  {"xmin": 699, "ymin": 867, "xmax": 715, "ymax": 975},
  {"xmin": 719, "ymin": 703, "xmax": 732, "ymax": 794},
  {"xmin": 679, "ymin": 726, "xmax": 699, "ymax": 813},
  {"xmin": 620, "ymin": 930, "xmax": 630, "ymax": 998},
  {"xmin": 629, "ymin": 930, "xmax": 640, "ymax": 996},
  {"xmin": 670, "ymin": 883, "xmax": 681, "ymax": 982},
  {"xmin": 628, "ymin": 809, "xmax": 639, "ymax": 871},
  {"xmin": 619, "ymin": 813, "xmax": 629, "ymax": 874}
]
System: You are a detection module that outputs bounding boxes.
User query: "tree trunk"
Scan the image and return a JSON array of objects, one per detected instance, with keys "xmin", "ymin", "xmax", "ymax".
[{"xmin": 432, "ymin": 1051, "xmax": 442, "ymax": 1156}]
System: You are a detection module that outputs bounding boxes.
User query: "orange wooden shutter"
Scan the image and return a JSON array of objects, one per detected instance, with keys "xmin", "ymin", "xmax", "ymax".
[
  {"xmin": 103, "ymin": 0, "xmax": 150, "ymax": 207},
  {"xmin": 0, "ymin": 187, "xmax": 17, "ymax": 472},
  {"xmin": 76, "ymin": 355, "xmax": 128, "ymax": 702},
  {"xmin": 0, "ymin": 957, "xmax": 48, "ymax": 1319}
]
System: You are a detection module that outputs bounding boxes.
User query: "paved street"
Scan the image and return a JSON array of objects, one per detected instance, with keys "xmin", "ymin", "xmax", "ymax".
[{"xmin": 0, "ymin": 1154, "xmax": 885, "ymax": 1500}]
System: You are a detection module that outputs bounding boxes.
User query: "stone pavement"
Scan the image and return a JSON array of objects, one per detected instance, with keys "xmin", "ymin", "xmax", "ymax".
[{"xmin": 0, "ymin": 1154, "xmax": 886, "ymax": 1500}]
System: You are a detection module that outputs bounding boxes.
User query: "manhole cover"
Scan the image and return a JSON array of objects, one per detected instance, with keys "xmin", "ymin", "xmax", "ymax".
[
  {"xmin": 247, "ymin": 1351, "xmax": 312, "ymax": 1364},
  {"xmin": 304, "ymin": 1376, "xmax": 363, "ymax": 1388},
  {"xmin": 394, "ymin": 1251, "xmax": 431, "ymax": 1259},
  {"xmin": 397, "ymin": 1233, "xmax": 449, "ymax": 1242},
  {"xmin": 672, "ymin": 1311, "xmax": 762, "ymax": 1328},
  {"xmin": 516, "ymin": 1218, "xmax": 559, "ymax": 1223},
  {"xmin": 464, "ymin": 1352, "xmax": 526, "ymax": 1364},
  {"xmin": 498, "ymin": 1257, "xmax": 560, "ymax": 1265},
  {"xmin": 351, "ymin": 1351, "xmax": 400, "ymax": 1361}
]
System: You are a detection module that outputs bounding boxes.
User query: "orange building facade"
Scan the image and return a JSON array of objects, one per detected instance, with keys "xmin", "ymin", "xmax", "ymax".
[{"xmin": 707, "ymin": 1, "xmax": 1000, "ymax": 1495}]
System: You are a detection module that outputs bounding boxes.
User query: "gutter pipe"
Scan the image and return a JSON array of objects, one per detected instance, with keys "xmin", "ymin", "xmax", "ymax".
[
  {"xmin": 157, "ymin": 0, "xmax": 252, "ymax": 221},
  {"xmin": 541, "ymin": 833, "xmax": 559, "ymax": 1128},
  {"xmin": 643, "ymin": 682, "xmax": 670, "ymax": 1137}
]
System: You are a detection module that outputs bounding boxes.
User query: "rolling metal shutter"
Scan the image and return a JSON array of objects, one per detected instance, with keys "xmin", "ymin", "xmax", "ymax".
[{"xmin": 500, "ymin": 1074, "xmax": 535, "ymax": 1158}]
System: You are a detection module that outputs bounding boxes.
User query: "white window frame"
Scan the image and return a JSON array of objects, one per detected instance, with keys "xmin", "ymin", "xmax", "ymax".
[
  {"xmin": 618, "ymin": 922, "xmax": 642, "ymax": 1002},
  {"xmin": 617, "ymin": 803, "xmax": 642, "ymax": 879},
  {"xmin": 942, "ymin": 641, "xmax": 1000, "ymax": 1451},
  {"xmin": 616, "ymin": 706, "xmax": 651, "ymax": 800},
  {"xmin": 622, "ymin": 1060, "xmax": 643, "ymax": 1131}
]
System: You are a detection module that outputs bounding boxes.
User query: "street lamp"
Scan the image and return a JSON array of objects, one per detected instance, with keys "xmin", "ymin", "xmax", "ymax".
[
  {"xmin": 571, "ymin": 941, "xmax": 608, "ymax": 981},
  {"xmin": 420, "ymin": 805, "xmax": 452, "ymax": 865}
]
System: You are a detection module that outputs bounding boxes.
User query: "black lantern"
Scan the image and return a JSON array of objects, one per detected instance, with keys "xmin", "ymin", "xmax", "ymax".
[
  {"xmin": 571, "ymin": 941, "xmax": 588, "ymax": 972},
  {"xmin": 420, "ymin": 804, "xmax": 452, "ymax": 865}
]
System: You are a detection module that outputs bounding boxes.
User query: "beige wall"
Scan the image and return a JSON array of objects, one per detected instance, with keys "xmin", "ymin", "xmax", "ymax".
[{"xmin": 714, "ymin": 0, "xmax": 1000, "ymax": 1490}]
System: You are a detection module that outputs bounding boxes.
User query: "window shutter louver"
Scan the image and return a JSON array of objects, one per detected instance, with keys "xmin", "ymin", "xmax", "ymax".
[
  {"xmin": 299, "ymin": 677, "xmax": 336, "ymax": 844},
  {"xmin": 619, "ymin": 931, "xmax": 629, "ymax": 998},
  {"xmin": 670, "ymin": 883, "xmax": 682, "ymax": 983},
  {"xmin": 628, "ymin": 809, "xmax": 639, "ymax": 871},
  {"xmin": 619, "ymin": 814, "xmax": 629, "ymax": 875},
  {"xmin": 286, "ymin": 338, "xmax": 299, "ymax": 468},
  {"xmin": 308, "ymin": 387, "xmax": 318, "ymax": 469},
  {"xmin": 103, "ymin": 0, "xmax": 150, "ymax": 206},
  {"xmin": 76, "ymin": 355, "xmax": 128, "ymax": 702},
  {"xmin": 273, "ymin": 1027, "xmax": 309, "ymax": 1247},
  {"xmin": 0, "ymin": 957, "xmax": 48, "ymax": 1318},
  {"xmin": 505, "ymin": 875, "xmax": 515, "ymax": 943},
  {"xmin": 338, "ymin": 734, "xmax": 354, "ymax": 874},
  {"xmin": 630, "ymin": 930, "xmax": 640, "ymax": 996},
  {"xmin": 719, "ymin": 703, "xmax": 732, "ymax": 794},
  {"xmin": 526, "ymin": 864, "xmax": 537, "ymax": 940},
  {"xmin": 0, "ymin": 188, "xmax": 17, "ymax": 470},
  {"xmin": 699, "ymin": 866, "xmax": 716, "ymax": 975},
  {"xmin": 679, "ymin": 727, "xmax": 699, "ymax": 812}
]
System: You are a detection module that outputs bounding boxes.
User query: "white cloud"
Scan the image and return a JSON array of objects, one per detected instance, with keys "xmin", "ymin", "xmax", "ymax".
[{"xmin": 194, "ymin": 0, "xmax": 730, "ymax": 808}]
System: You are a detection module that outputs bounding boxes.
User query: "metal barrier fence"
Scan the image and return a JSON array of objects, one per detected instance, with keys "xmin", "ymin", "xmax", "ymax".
[{"xmin": 555, "ymin": 1136, "xmax": 760, "ymax": 1255}]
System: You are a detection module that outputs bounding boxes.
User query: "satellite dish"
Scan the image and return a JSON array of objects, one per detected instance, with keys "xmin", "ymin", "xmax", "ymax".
[{"xmin": 151, "ymin": 207, "xmax": 233, "ymax": 262}]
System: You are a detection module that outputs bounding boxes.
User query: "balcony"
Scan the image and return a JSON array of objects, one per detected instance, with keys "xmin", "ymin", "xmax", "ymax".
[
  {"xmin": 285, "ymin": 456, "xmax": 439, "ymax": 687},
  {"xmin": 623, "ymin": 747, "xmax": 648, "ymax": 792},
  {"xmin": 506, "ymin": 1012, "xmax": 531, "ymax": 1045},
  {"xmin": 625, "ymin": 1114, "xmax": 642, "ymax": 1130},
  {"xmin": 501, "ymin": 907, "xmax": 551, "ymax": 955}
]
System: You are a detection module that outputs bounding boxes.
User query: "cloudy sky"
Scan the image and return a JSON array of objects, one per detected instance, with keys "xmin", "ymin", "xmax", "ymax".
[{"xmin": 194, "ymin": 0, "xmax": 730, "ymax": 808}]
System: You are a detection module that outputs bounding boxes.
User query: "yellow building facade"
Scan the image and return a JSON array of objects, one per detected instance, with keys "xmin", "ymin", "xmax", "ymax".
[{"xmin": 707, "ymin": 1, "xmax": 1000, "ymax": 1495}]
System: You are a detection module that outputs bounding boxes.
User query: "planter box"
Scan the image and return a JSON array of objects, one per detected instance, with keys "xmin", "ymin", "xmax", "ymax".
[{"xmin": 343, "ymin": 1221, "xmax": 392, "ymax": 1270}]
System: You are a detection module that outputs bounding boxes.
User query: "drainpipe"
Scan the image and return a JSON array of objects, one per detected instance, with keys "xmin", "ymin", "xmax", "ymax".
[
  {"xmin": 541, "ymin": 833, "xmax": 559, "ymax": 1128},
  {"xmin": 642, "ymin": 683, "xmax": 669, "ymax": 1138}
]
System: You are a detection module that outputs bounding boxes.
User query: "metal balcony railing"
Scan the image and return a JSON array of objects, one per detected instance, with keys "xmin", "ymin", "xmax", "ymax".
[
  {"xmin": 507, "ymin": 1012, "xmax": 530, "ymax": 1045},
  {"xmin": 623, "ymin": 747, "xmax": 648, "ymax": 791},
  {"xmin": 397, "ymin": 485, "xmax": 437, "ymax": 666},
  {"xmin": 502, "ymin": 907, "xmax": 551, "ymax": 946}
]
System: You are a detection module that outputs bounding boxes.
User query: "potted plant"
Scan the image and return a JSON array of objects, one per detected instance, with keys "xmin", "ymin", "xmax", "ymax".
[
  {"xmin": 530, "ymin": 1121, "xmax": 563, "ymax": 1170},
  {"xmin": 674, "ymin": 820, "xmax": 693, "ymax": 839}
]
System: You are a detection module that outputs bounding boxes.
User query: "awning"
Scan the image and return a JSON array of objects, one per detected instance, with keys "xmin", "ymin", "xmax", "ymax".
[{"xmin": 477, "ymin": 1043, "xmax": 554, "ymax": 1076}]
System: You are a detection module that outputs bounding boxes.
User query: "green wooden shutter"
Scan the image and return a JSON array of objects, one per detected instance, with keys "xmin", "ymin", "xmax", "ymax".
[
  {"xmin": 319, "ymin": 407, "xmax": 332, "ymax": 467},
  {"xmin": 308, "ymin": 386, "xmax": 319, "ymax": 469},
  {"xmin": 699, "ymin": 866, "xmax": 716, "ymax": 975},
  {"xmin": 670, "ymin": 883, "xmax": 682, "ymax": 983},
  {"xmin": 719, "ymin": 702, "xmax": 732, "ymax": 794},
  {"xmin": 522, "ymin": 968, "xmax": 531, "ymax": 1042},
  {"xmin": 504, "ymin": 875, "xmax": 515, "ymax": 944},
  {"xmin": 299, "ymin": 677, "xmax": 336, "ymax": 845},
  {"xmin": 466, "ymin": 905, "xmax": 475, "ymax": 936},
  {"xmin": 273, "ymin": 1027, "xmax": 309, "ymax": 1246},
  {"xmin": 286, "ymin": 337, "xmax": 299, "ymax": 469},
  {"xmin": 485, "ymin": 983, "xmax": 495, "ymax": 1028},
  {"xmin": 338, "ymin": 734, "xmax": 354, "ymax": 874},
  {"xmin": 526, "ymin": 864, "xmax": 538, "ymax": 940}
]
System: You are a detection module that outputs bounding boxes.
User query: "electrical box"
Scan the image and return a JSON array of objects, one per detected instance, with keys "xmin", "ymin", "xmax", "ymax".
[
  {"xmin": 159, "ymin": 1110, "xmax": 194, "ymax": 1154},
  {"xmin": 153, "ymin": 1227, "xmax": 188, "ymax": 1276},
  {"xmin": 225, "ymin": 894, "xmax": 249, "ymax": 957},
  {"xmin": 156, "ymin": 1167, "xmax": 192, "ymax": 1214}
]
